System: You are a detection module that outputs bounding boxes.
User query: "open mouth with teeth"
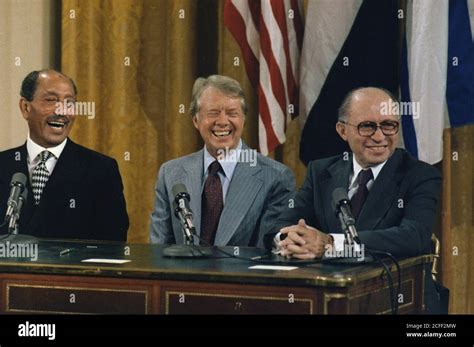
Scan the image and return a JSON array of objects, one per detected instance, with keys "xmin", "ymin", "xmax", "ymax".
[
  {"xmin": 46, "ymin": 117, "xmax": 70, "ymax": 129},
  {"xmin": 47, "ymin": 121, "xmax": 67, "ymax": 128},
  {"xmin": 212, "ymin": 130, "xmax": 232, "ymax": 138}
]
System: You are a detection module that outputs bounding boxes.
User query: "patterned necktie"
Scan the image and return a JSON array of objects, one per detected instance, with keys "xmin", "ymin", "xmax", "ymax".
[
  {"xmin": 200, "ymin": 160, "xmax": 223, "ymax": 245},
  {"xmin": 350, "ymin": 168, "xmax": 373, "ymax": 219},
  {"xmin": 31, "ymin": 150, "xmax": 54, "ymax": 205}
]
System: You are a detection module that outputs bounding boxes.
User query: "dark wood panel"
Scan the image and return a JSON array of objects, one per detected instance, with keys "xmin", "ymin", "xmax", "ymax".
[
  {"xmin": 161, "ymin": 281, "xmax": 316, "ymax": 314},
  {"xmin": 3, "ymin": 278, "xmax": 151, "ymax": 314},
  {"xmin": 165, "ymin": 292, "xmax": 313, "ymax": 314},
  {"xmin": 349, "ymin": 280, "xmax": 414, "ymax": 314}
]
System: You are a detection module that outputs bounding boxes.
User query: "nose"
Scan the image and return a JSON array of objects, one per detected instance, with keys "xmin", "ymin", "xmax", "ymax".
[
  {"xmin": 57, "ymin": 99, "xmax": 75, "ymax": 117},
  {"xmin": 55, "ymin": 105, "xmax": 67, "ymax": 116},
  {"xmin": 215, "ymin": 110, "xmax": 229, "ymax": 126},
  {"xmin": 371, "ymin": 126, "xmax": 385, "ymax": 142}
]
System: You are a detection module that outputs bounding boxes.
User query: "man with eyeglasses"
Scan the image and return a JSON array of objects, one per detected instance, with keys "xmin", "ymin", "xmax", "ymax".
[{"xmin": 268, "ymin": 87, "xmax": 442, "ymax": 313}]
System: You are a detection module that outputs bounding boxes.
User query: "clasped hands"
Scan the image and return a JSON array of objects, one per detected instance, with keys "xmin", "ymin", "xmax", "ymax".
[{"xmin": 277, "ymin": 219, "xmax": 333, "ymax": 259}]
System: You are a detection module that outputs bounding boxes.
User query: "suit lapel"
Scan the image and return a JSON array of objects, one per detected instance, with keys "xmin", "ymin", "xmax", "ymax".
[
  {"xmin": 25, "ymin": 140, "xmax": 85, "ymax": 231},
  {"xmin": 43, "ymin": 140, "xmax": 84, "ymax": 190},
  {"xmin": 357, "ymin": 150, "xmax": 404, "ymax": 230},
  {"xmin": 320, "ymin": 156, "xmax": 352, "ymax": 234},
  {"xmin": 214, "ymin": 153, "xmax": 263, "ymax": 246}
]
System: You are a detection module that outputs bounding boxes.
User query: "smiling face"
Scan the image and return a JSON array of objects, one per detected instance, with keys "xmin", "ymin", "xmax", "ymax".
[
  {"xmin": 192, "ymin": 87, "xmax": 245, "ymax": 158},
  {"xmin": 19, "ymin": 71, "xmax": 77, "ymax": 148},
  {"xmin": 336, "ymin": 88, "xmax": 399, "ymax": 168}
]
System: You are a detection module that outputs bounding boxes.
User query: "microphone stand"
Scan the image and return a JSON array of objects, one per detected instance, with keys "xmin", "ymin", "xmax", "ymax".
[
  {"xmin": 162, "ymin": 205, "xmax": 212, "ymax": 258},
  {"xmin": 327, "ymin": 204, "xmax": 373, "ymax": 264},
  {"xmin": 0, "ymin": 191, "xmax": 37, "ymax": 245}
]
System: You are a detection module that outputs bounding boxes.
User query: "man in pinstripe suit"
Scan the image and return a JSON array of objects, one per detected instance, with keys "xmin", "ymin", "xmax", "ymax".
[{"xmin": 150, "ymin": 75, "xmax": 295, "ymax": 248}]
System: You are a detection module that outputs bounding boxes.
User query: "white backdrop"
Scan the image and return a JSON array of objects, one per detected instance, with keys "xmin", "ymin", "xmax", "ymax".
[{"xmin": 0, "ymin": 0, "xmax": 56, "ymax": 150}]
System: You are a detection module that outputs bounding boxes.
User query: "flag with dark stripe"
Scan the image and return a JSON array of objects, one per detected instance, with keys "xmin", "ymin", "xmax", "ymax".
[{"xmin": 299, "ymin": 0, "xmax": 400, "ymax": 165}]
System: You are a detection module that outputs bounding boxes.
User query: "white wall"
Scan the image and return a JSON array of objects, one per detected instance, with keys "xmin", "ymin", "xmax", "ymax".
[{"xmin": 0, "ymin": 0, "xmax": 56, "ymax": 150}]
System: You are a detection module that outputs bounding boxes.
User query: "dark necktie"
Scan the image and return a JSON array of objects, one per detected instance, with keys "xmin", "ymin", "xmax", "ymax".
[
  {"xmin": 350, "ymin": 168, "xmax": 373, "ymax": 219},
  {"xmin": 200, "ymin": 160, "xmax": 223, "ymax": 245},
  {"xmin": 31, "ymin": 150, "xmax": 54, "ymax": 205}
]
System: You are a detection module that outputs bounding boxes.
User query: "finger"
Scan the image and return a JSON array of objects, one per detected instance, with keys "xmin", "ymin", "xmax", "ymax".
[
  {"xmin": 287, "ymin": 231, "xmax": 306, "ymax": 246},
  {"xmin": 278, "ymin": 238, "xmax": 295, "ymax": 248},
  {"xmin": 286, "ymin": 243, "xmax": 309, "ymax": 254},
  {"xmin": 279, "ymin": 248, "xmax": 295, "ymax": 258},
  {"xmin": 292, "ymin": 252, "xmax": 318, "ymax": 260},
  {"xmin": 280, "ymin": 224, "xmax": 301, "ymax": 234},
  {"xmin": 298, "ymin": 219, "xmax": 307, "ymax": 229},
  {"xmin": 302, "ymin": 243, "xmax": 325, "ymax": 256}
]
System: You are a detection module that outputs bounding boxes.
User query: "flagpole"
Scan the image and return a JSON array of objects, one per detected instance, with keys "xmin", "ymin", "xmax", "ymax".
[{"xmin": 441, "ymin": 128, "xmax": 453, "ymax": 313}]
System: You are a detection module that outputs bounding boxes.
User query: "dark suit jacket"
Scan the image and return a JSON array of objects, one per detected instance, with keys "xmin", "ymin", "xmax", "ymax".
[
  {"xmin": 269, "ymin": 149, "xmax": 442, "ymax": 312},
  {"xmin": 0, "ymin": 139, "xmax": 129, "ymax": 241}
]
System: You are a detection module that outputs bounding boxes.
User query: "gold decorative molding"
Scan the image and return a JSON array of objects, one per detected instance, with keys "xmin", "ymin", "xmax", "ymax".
[{"xmin": 323, "ymin": 293, "xmax": 349, "ymax": 314}]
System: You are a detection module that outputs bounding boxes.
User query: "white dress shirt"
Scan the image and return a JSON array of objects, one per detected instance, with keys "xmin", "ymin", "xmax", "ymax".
[{"xmin": 26, "ymin": 135, "xmax": 67, "ymax": 182}]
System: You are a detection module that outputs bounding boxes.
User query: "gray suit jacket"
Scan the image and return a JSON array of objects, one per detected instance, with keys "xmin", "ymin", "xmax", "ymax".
[{"xmin": 150, "ymin": 144, "xmax": 295, "ymax": 248}]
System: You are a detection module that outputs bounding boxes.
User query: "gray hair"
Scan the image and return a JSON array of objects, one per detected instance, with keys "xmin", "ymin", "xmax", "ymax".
[
  {"xmin": 338, "ymin": 87, "xmax": 399, "ymax": 121},
  {"xmin": 189, "ymin": 75, "xmax": 247, "ymax": 117}
]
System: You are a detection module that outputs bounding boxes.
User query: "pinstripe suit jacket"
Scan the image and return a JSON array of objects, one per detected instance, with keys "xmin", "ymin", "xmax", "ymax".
[{"xmin": 150, "ymin": 143, "xmax": 295, "ymax": 248}]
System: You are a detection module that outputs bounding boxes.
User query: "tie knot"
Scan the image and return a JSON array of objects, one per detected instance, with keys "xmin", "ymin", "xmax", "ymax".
[
  {"xmin": 357, "ymin": 169, "xmax": 373, "ymax": 186},
  {"xmin": 208, "ymin": 160, "xmax": 222, "ymax": 176},
  {"xmin": 39, "ymin": 150, "xmax": 53, "ymax": 163}
]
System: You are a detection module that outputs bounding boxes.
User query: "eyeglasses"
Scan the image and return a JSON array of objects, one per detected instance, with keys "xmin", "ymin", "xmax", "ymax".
[{"xmin": 339, "ymin": 120, "xmax": 399, "ymax": 137}]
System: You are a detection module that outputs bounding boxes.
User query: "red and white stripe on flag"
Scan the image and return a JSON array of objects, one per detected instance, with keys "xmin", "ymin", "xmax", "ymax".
[{"xmin": 224, "ymin": 0, "xmax": 304, "ymax": 154}]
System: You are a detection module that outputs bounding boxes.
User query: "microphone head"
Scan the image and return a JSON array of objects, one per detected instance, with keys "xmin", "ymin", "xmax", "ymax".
[
  {"xmin": 11, "ymin": 172, "xmax": 27, "ymax": 189},
  {"xmin": 172, "ymin": 183, "xmax": 188, "ymax": 198},
  {"xmin": 332, "ymin": 187, "xmax": 349, "ymax": 211}
]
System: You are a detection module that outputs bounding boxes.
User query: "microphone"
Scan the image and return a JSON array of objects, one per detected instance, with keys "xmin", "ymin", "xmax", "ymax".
[
  {"xmin": 8, "ymin": 187, "xmax": 28, "ymax": 234},
  {"xmin": 171, "ymin": 183, "xmax": 197, "ymax": 244},
  {"xmin": 4, "ymin": 173, "xmax": 27, "ymax": 224},
  {"xmin": 163, "ymin": 183, "xmax": 211, "ymax": 258},
  {"xmin": 332, "ymin": 187, "xmax": 360, "ymax": 245}
]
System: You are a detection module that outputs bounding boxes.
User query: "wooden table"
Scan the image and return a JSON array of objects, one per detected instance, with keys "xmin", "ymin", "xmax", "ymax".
[{"xmin": 0, "ymin": 240, "xmax": 430, "ymax": 314}]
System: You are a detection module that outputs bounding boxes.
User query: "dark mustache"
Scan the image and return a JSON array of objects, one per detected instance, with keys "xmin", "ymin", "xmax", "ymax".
[{"xmin": 47, "ymin": 115, "xmax": 70, "ymax": 124}]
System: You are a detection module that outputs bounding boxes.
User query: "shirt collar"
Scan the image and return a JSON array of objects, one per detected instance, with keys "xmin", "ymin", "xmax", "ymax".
[
  {"xmin": 27, "ymin": 135, "xmax": 67, "ymax": 163},
  {"xmin": 350, "ymin": 155, "xmax": 387, "ymax": 187},
  {"xmin": 203, "ymin": 140, "xmax": 242, "ymax": 179}
]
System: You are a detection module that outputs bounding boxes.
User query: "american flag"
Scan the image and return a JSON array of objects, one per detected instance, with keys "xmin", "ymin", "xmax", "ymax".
[{"xmin": 224, "ymin": 0, "xmax": 304, "ymax": 154}]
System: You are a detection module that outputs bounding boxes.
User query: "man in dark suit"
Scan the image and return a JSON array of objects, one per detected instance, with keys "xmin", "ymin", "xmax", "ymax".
[
  {"xmin": 150, "ymin": 75, "xmax": 295, "ymax": 248},
  {"xmin": 270, "ymin": 87, "xmax": 441, "ymax": 312},
  {"xmin": 0, "ymin": 69, "xmax": 129, "ymax": 241}
]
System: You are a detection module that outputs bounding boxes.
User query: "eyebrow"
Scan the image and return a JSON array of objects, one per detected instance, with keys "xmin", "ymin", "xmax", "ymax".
[{"xmin": 40, "ymin": 91, "xmax": 76, "ymax": 99}]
